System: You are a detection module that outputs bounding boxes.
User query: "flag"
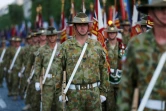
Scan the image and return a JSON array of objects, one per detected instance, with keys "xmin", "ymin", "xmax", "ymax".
[
  {"xmin": 120, "ymin": 0, "xmax": 126, "ymax": 20},
  {"xmin": 82, "ymin": 0, "xmax": 86, "ymax": 13},
  {"xmin": 95, "ymin": 0, "xmax": 110, "ymax": 73},
  {"xmin": 60, "ymin": 11, "xmax": 67, "ymax": 43},
  {"xmin": 19, "ymin": 21, "xmax": 27, "ymax": 38},
  {"xmin": 35, "ymin": 5, "xmax": 43, "ymax": 29}
]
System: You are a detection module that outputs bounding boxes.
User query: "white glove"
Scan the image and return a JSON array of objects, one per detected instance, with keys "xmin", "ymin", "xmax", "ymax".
[
  {"xmin": 27, "ymin": 78, "xmax": 30, "ymax": 84},
  {"xmin": 18, "ymin": 72, "xmax": 22, "ymax": 77},
  {"xmin": 100, "ymin": 95, "xmax": 106, "ymax": 103},
  {"xmin": 4, "ymin": 67, "xmax": 7, "ymax": 71},
  {"xmin": 8, "ymin": 70, "xmax": 11, "ymax": 74},
  {"xmin": 35, "ymin": 82, "xmax": 40, "ymax": 91},
  {"xmin": 59, "ymin": 95, "xmax": 68, "ymax": 102}
]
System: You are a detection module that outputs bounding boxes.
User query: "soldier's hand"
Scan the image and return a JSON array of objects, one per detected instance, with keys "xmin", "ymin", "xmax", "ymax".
[
  {"xmin": 35, "ymin": 82, "xmax": 40, "ymax": 91},
  {"xmin": 27, "ymin": 78, "xmax": 31, "ymax": 84},
  {"xmin": 59, "ymin": 95, "xmax": 68, "ymax": 102},
  {"xmin": 18, "ymin": 72, "xmax": 22, "ymax": 78},
  {"xmin": 100, "ymin": 95, "xmax": 106, "ymax": 103},
  {"xmin": 3, "ymin": 67, "xmax": 7, "ymax": 71},
  {"xmin": 8, "ymin": 70, "xmax": 12, "ymax": 74}
]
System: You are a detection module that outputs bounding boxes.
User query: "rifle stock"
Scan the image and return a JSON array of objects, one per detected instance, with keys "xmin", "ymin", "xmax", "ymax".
[
  {"xmin": 40, "ymin": 67, "xmax": 45, "ymax": 111},
  {"xmin": 62, "ymin": 71, "xmax": 66, "ymax": 111},
  {"xmin": 131, "ymin": 88, "xmax": 139, "ymax": 111}
]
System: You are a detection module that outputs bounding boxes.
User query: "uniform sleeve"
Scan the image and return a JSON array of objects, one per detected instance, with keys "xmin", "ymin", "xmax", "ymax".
[
  {"xmin": 34, "ymin": 50, "xmax": 43, "ymax": 83},
  {"xmin": 117, "ymin": 41, "xmax": 138, "ymax": 111},
  {"xmin": 98, "ymin": 48, "xmax": 110, "ymax": 97},
  {"xmin": 55, "ymin": 45, "xmax": 66, "ymax": 93}
]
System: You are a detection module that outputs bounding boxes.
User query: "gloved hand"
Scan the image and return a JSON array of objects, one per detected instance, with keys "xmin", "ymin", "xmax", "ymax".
[
  {"xmin": 3, "ymin": 67, "xmax": 7, "ymax": 71},
  {"xmin": 8, "ymin": 70, "xmax": 12, "ymax": 74},
  {"xmin": 59, "ymin": 95, "xmax": 68, "ymax": 102},
  {"xmin": 100, "ymin": 95, "xmax": 106, "ymax": 103},
  {"xmin": 18, "ymin": 72, "xmax": 22, "ymax": 77},
  {"xmin": 35, "ymin": 82, "xmax": 40, "ymax": 91},
  {"xmin": 27, "ymin": 78, "xmax": 30, "ymax": 84}
]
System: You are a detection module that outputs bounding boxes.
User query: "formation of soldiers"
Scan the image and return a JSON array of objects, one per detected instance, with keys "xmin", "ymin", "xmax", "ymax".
[{"xmin": 0, "ymin": 0, "xmax": 166, "ymax": 111}]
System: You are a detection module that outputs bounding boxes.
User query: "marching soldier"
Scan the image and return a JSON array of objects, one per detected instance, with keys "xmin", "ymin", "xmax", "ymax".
[
  {"xmin": 117, "ymin": 0, "xmax": 166, "ymax": 110},
  {"xmin": 136, "ymin": 19, "xmax": 148, "ymax": 33},
  {"xmin": 103, "ymin": 25, "xmax": 126, "ymax": 111},
  {"xmin": 0, "ymin": 39, "xmax": 7, "ymax": 87},
  {"xmin": 8, "ymin": 37, "xmax": 23, "ymax": 100},
  {"xmin": 23, "ymin": 30, "xmax": 41, "ymax": 111},
  {"xmin": 6, "ymin": 37, "xmax": 15, "ymax": 96},
  {"xmin": 34, "ymin": 26, "xmax": 61, "ymax": 111},
  {"xmin": 55, "ymin": 12, "xmax": 110, "ymax": 111},
  {"xmin": 121, "ymin": 20, "xmax": 131, "ymax": 46}
]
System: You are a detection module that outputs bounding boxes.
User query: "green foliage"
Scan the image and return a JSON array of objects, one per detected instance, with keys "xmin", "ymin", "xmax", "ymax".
[
  {"xmin": 8, "ymin": 4, "xmax": 24, "ymax": 24},
  {"xmin": 0, "ymin": 14, "xmax": 11, "ymax": 29}
]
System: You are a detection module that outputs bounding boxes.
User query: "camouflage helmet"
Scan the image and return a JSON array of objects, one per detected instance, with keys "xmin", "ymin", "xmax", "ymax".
[
  {"xmin": 14, "ymin": 37, "xmax": 21, "ymax": 42},
  {"xmin": 67, "ymin": 12, "xmax": 93, "ymax": 24},
  {"xmin": 10, "ymin": 37, "xmax": 15, "ymax": 41},
  {"xmin": 136, "ymin": 20, "xmax": 147, "ymax": 26},
  {"xmin": 46, "ymin": 26, "xmax": 62, "ymax": 36},
  {"xmin": 26, "ymin": 33, "xmax": 32, "ymax": 39},
  {"xmin": 38, "ymin": 27, "xmax": 47, "ymax": 35},
  {"xmin": 31, "ymin": 30, "xmax": 40, "ymax": 37},
  {"xmin": 121, "ymin": 20, "xmax": 131, "ymax": 26},
  {"xmin": 104, "ymin": 25, "xmax": 122, "ymax": 33},
  {"xmin": 137, "ymin": 0, "xmax": 166, "ymax": 14}
]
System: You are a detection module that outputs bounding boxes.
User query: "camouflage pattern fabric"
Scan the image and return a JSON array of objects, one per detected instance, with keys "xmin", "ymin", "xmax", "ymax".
[
  {"xmin": 11, "ymin": 47, "xmax": 23, "ymax": 96},
  {"xmin": 122, "ymin": 33, "xmax": 130, "ymax": 46},
  {"xmin": 34, "ymin": 43, "xmax": 60, "ymax": 111},
  {"xmin": 117, "ymin": 29, "xmax": 166, "ymax": 111},
  {"xmin": 55, "ymin": 37, "xmax": 110, "ymax": 111}
]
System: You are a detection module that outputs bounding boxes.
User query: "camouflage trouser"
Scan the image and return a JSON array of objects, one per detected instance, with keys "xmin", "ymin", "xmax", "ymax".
[
  {"xmin": 6, "ymin": 71, "xmax": 12, "ymax": 93},
  {"xmin": 104, "ymin": 85, "xmax": 117, "ymax": 111},
  {"xmin": 30, "ymin": 82, "xmax": 40, "ymax": 111},
  {"xmin": 11, "ymin": 69, "xmax": 19, "ymax": 96},
  {"xmin": 0, "ymin": 67, "xmax": 4, "ymax": 85},
  {"xmin": 66, "ymin": 87, "xmax": 102, "ymax": 111},
  {"xmin": 19, "ymin": 75, "xmax": 26, "ymax": 98},
  {"xmin": 42, "ymin": 85, "xmax": 56, "ymax": 111}
]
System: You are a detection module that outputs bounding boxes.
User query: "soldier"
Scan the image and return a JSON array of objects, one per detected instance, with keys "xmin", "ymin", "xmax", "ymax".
[
  {"xmin": 103, "ymin": 25, "xmax": 126, "ymax": 111},
  {"xmin": 136, "ymin": 20, "xmax": 148, "ymax": 33},
  {"xmin": 0, "ymin": 39, "xmax": 7, "ymax": 87},
  {"xmin": 8, "ymin": 37, "xmax": 23, "ymax": 100},
  {"xmin": 117, "ymin": 0, "xmax": 166, "ymax": 111},
  {"xmin": 5, "ymin": 37, "xmax": 15, "ymax": 96},
  {"xmin": 121, "ymin": 20, "xmax": 131, "ymax": 46},
  {"xmin": 55, "ymin": 12, "xmax": 110, "ymax": 111},
  {"xmin": 35, "ymin": 26, "xmax": 61, "ymax": 111},
  {"xmin": 22, "ymin": 30, "xmax": 40, "ymax": 111}
]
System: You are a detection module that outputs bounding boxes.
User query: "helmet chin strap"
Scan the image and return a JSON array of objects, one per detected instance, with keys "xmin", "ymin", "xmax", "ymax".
[
  {"xmin": 152, "ymin": 11, "xmax": 166, "ymax": 26},
  {"xmin": 74, "ymin": 24, "xmax": 89, "ymax": 36}
]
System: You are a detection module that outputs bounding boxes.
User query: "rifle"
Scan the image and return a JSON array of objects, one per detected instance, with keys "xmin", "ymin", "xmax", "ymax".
[
  {"xmin": 40, "ymin": 67, "xmax": 45, "ymax": 111},
  {"xmin": 24, "ymin": 65, "xmax": 34, "ymax": 99},
  {"xmin": 62, "ymin": 71, "xmax": 66, "ymax": 111},
  {"xmin": 131, "ymin": 88, "xmax": 139, "ymax": 111}
]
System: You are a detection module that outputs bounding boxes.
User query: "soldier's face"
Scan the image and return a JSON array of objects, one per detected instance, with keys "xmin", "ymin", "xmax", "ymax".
[
  {"xmin": 33, "ymin": 37, "xmax": 39, "ymax": 43},
  {"xmin": 149, "ymin": 8, "xmax": 166, "ymax": 26},
  {"xmin": 75, "ymin": 23, "xmax": 89, "ymax": 36},
  {"xmin": 27, "ymin": 39, "xmax": 33, "ymax": 45},
  {"xmin": 15, "ymin": 41, "xmax": 21, "ymax": 47},
  {"xmin": 47, "ymin": 35, "xmax": 57, "ymax": 43},
  {"xmin": 141, "ymin": 26, "xmax": 147, "ymax": 32},
  {"xmin": 39, "ymin": 35, "xmax": 46, "ymax": 41},
  {"xmin": 108, "ymin": 32, "xmax": 117, "ymax": 40},
  {"xmin": 123, "ymin": 25, "xmax": 130, "ymax": 31}
]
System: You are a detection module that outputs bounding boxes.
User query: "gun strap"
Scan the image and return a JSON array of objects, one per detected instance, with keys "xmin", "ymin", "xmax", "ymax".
[
  {"xmin": 42, "ymin": 43, "xmax": 58, "ymax": 84},
  {"xmin": 9, "ymin": 46, "xmax": 21, "ymax": 70},
  {"xmin": 63, "ymin": 42, "xmax": 88, "ymax": 94},
  {"xmin": 0, "ymin": 48, "xmax": 6, "ymax": 62}
]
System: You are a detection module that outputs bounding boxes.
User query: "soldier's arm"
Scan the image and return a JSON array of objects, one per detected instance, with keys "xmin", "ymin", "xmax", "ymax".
[
  {"xmin": 117, "ymin": 42, "xmax": 137, "ymax": 111},
  {"xmin": 98, "ymin": 48, "xmax": 110, "ymax": 97},
  {"xmin": 55, "ymin": 45, "xmax": 66, "ymax": 93},
  {"xmin": 34, "ymin": 50, "xmax": 43, "ymax": 83}
]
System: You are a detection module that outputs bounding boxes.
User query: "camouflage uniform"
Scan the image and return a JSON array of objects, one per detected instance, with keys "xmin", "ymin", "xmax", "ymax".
[
  {"xmin": 35, "ymin": 43, "xmax": 60, "ymax": 111},
  {"xmin": 55, "ymin": 37, "xmax": 110, "ymax": 111},
  {"xmin": 117, "ymin": 29, "xmax": 166, "ymax": 111},
  {"xmin": 103, "ymin": 25, "xmax": 126, "ymax": 111},
  {"xmin": 0, "ymin": 46, "xmax": 7, "ymax": 87}
]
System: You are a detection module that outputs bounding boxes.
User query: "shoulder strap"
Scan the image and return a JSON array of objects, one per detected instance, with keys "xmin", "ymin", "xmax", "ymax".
[{"xmin": 63, "ymin": 42, "xmax": 88, "ymax": 94}]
